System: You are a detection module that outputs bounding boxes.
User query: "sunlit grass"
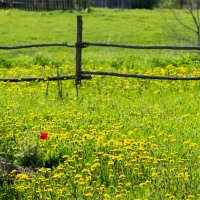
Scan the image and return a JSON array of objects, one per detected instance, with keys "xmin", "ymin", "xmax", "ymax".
[{"xmin": 0, "ymin": 64, "xmax": 199, "ymax": 199}]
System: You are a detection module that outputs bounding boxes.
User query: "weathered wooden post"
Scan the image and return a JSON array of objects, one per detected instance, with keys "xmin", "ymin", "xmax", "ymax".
[{"xmin": 75, "ymin": 16, "xmax": 83, "ymax": 86}]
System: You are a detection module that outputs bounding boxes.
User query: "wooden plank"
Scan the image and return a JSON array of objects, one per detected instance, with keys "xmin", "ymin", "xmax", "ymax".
[
  {"xmin": 82, "ymin": 71, "xmax": 200, "ymax": 80},
  {"xmin": 83, "ymin": 42, "xmax": 200, "ymax": 50},
  {"xmin": 0, "ymin": 75, "xmax": 91, "ymax": 82},
  {"xmin": 0, "ymin": 43, "xmax": 75, "ymax": 50},
  {"xmin": 75, "ymin": 16, "xmax": 83, "ymax": 85}
]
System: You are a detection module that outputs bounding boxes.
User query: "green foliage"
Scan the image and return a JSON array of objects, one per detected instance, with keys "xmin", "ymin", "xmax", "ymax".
[
  {"xmin": 15, "ymin": 141, "xmax": 45, "ymax": 167},
  {"xmin": 0, "ymin": 58, "xmax": 12, "ymax": 68},
  {"xmin": 0, "ymin": 183, "xmax": 20, "ymax": 199},
  {"xmin": 33, "ymin": 55, "xmax": 52, "ymax": 67}
]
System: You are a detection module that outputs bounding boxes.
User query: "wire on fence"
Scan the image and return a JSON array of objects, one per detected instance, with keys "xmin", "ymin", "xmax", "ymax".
[
  {"xmin": 82, "ymin": 71, "xmax": 200, "ymax": 80},
  {"xmin": 0, "ymin": 43, "xmax": 75, "ymax": 50}
]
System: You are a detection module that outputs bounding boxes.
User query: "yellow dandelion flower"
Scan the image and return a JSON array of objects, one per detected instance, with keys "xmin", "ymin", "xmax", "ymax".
[
  {"xmin": 104, "ymin": 194, "xmax": 111, "ymax": 200},
  {"xmin": 75, "ymin": 174, "xmax": 82, "ymax": 179},
  {"xmin": 128, "ymin": 130, "xmax": 134, "ymax": 135},
  {"xmin": 163, "ymin": 138, "xmax": 169, "ymax": 143},
  {"xmin": 84, "ymin": 192, "xmax": 93, "ymax": 197},
  {"xmin": 189, "ymin": 143, "xmax": 198, "ymax": 148},
  {"xmin": 52, "ymin": 173, "xmax": 65, "ymax": 179},
  {"xmin": 97, "ymin": 151, "xmax": 104, "ymax": 155},
  {"xmin": 139, "ymin": 182, "xmax": 146, "ymax": 187},
  {"xmin": 125, "ymin": 182, "xmax": 132, "ymax": 187},
  {"xmin": 82, "ymin": 169, "xmax": 89, "ymax": 173},
  {"xmin": 151, "ymin": 172, "xmax": 159, "ymax": 178},
  {"xmin": 108, "ymin": 160, "xmax": 114, "ymax": 165},
  {"xmin": 119, "ymin": 174, "xmax": 126, "ymax": 179},
  {"xmin": 165, "ymin": 194, "xmax": 172, "ymax": 197},
  {"xmin": 171, "ymin": 138, "xmax": 176, "ymax": 142},
  {"xmin": 116, "ymin": 194, "xmax": 122, "ymax": 198},
  {"xmin": 62, "ymin": 155, "xmax": 70, "ymax": 159},
  {"xmin": 151, "ymin": 144, "xmax": 158, "ymax": 149},
  {"xmin": 187, "ymin": 195, "xmax": 195, "ymax": 199},
  {"xmin": 162, "ymin": 169, "xmax": 168, "ymax": 173},
  {"xmin": 16, "ymin": 173, "xmax": 30, "ymax": 181},
  {"xmin": 130, "ymin": 151, "xmax": 137, "ymax": 156}
]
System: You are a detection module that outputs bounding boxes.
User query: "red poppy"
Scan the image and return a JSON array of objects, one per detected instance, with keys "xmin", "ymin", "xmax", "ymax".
[{"xmin": 40, "ymin": 132, "xmax": 48, "ymax": 140}]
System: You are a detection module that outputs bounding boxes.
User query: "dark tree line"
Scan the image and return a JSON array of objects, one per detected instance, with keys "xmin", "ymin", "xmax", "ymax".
[{"xmin": 0, "ymin": 0, "xmax": 198, "ymax": 10}]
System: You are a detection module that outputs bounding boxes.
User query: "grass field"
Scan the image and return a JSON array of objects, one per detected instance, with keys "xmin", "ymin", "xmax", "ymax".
[
  {"xmin": 0, "ymin": 8, "xmax": 200, "ymax": 200},
  {"xmin": 0, "ymin": 8, "xmax": 199, "ymax": 68}
]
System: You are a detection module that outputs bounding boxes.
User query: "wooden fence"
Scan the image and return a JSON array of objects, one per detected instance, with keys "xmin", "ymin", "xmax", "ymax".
[
  {"xmin": 1, "ymin": 16, "xmax": 200, "ymax": 88},
  {"xmin": 0, "ymin": 0, "xmax": 79, "ymax": 11}
]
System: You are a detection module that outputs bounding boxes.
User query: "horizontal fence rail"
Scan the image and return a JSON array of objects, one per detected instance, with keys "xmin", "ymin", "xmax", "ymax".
[
  {"xmin": 0, "ymin": 43, "xmax": 75, "ymax": 50},
  {"xmin": 83, "ymin": 42, "xmax": 200, "ymax": 51},
  {"xmin": 82, "ymin": 71, "xmax": 200, "ymax": 81},
  {"xmin": 0, "ymin": 75, "xmax": 91, "ymax": 82}
]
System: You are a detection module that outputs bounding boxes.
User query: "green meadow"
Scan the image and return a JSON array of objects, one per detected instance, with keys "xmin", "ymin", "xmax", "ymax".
[
  {"xmin": 0, "ymin": 8, "xmax": 200, "ymax": 200},
  {"xmin": 0, "ymin": 8, "xmax": 199, "ymax": 68}
]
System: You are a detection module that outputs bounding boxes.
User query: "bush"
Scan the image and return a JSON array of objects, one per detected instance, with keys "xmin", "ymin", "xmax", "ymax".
[{"xmin": 15, "ymin": 142, "xmax": 45, "ymax": 168}]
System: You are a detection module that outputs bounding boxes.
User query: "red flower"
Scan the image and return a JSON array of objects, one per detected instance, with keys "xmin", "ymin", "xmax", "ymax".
[{"xmin": 40, "ymin": 132, "xmax": 48, "ymax": 140}]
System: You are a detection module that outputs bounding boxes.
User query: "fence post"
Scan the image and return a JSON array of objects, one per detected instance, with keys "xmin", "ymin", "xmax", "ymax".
[{"xmin": 75, "ymin": 16, "xmax": 83, "ymax": 86}]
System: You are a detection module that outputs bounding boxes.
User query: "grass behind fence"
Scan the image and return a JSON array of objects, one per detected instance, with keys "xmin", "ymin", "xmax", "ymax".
[{"xmin": 0, "ymin": 8, "xmax": 198, "ymax": 69}]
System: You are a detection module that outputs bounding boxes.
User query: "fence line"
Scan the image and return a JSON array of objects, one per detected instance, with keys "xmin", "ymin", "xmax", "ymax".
[
  {"xmin": 82, "ymin": 71, "xmax": 200, "ymax": 81},
  {"xmin": 0, "ymin": 43, "xmax": 75, "ymax": 50},
  {"xmin": 0, "ymin": 15, "xmax": 200, "ymax": 89},
  {"xmin": 0, "ymin": 75, "xmax": 91, "ymax": 82},
  {"xmin": 83, "ymin": 42, "xmax": 200, "ymax": 51},
  {"xmin": 0, "ymin": 0, "xmax": 75, "ymax": 11}
]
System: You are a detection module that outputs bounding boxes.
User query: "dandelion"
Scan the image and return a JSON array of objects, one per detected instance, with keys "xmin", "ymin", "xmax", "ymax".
[
  {"xmin": 150, "ymin": 144, "xmax": 158, "ymax": 149},
  {"xmin": 163, "ymin": 138, "xmax": 169, "ymax": 143},
  {"xmin": 16, "ymin": 173, "xmax": 30, "ymax": 181},
  {"xmin": 151, "ymin": 172, "xmax": 159, "ymax": 178},
  {"xmin": 84, "ymin": 192, "xmax": 93, "ymax": 197},
  {"xmin": 171, "ymin": 138, "xmax": 176, "ymax": 142},
  {"xmin": 119, "ymin": 174, "xmax": 126, "ymax": 179},
  {"xmin": 165, "ymin": 194, "xmax": 172, "ymax": 197},
  {"xmin": 125, "ymin": 182, "xmax": 132, "ymax": 187},
  {"xmin": 108, "ymin": 160, "xmax": 114, "ymax": 165},
  {"xmin": 104, "ymin": 194, "xmax": 111, "ymax": 200},
  {"xmin": 57, "ymin": 165, "xmax": 64, "ymax": 170},
  {"xmin": 116, "ymin": 194, "xmax": 122, "ymax": 198}
]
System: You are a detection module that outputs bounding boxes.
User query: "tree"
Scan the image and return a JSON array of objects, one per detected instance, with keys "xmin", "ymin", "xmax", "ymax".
[{"xmin": 172, "ymin": 0, "xmax": 200, "ymax": 46}]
